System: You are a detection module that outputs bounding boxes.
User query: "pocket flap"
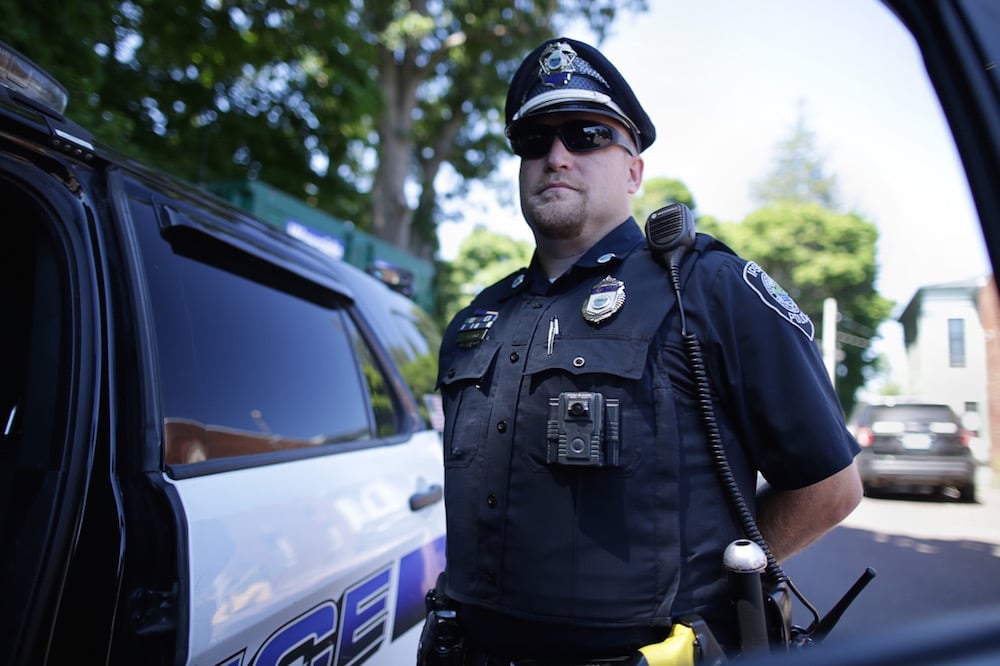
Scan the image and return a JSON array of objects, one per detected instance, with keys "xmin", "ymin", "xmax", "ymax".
[
  {"xmin": 524, "ymin": 336, "xmax": 648, "ymax": 379},
  {"xmin": 438, "ymin": 340, "xmax": 502, "ymax": 386}
]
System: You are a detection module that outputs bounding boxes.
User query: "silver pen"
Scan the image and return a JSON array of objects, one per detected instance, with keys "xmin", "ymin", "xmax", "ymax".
[{"xmin": 547, "ymin": 316, "xmax": 559, "ymax": 355}]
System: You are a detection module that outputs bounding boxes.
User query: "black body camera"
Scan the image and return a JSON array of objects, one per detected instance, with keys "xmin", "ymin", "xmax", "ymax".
[{"xmin": 546, "ymin": 391, "xmax": 620, "ymax": 467}]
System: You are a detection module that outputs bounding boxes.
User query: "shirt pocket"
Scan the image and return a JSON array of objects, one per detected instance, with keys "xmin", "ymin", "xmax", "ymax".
[
  {"xmin": 523, "ymin": 334, "xmax": 648, "ymax": 379},
  {"xmin": 520, "ymin": 335, "xmax": 651, "ymax": 472},
  {"xmin": 438, "ymin": 340, "xmax": 501, "ymax": 467}
]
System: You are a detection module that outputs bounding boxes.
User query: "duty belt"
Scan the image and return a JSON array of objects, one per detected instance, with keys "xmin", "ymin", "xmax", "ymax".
[{"xmin": 461, "ymin": 621, "xmax": 717, "ymax": 666}]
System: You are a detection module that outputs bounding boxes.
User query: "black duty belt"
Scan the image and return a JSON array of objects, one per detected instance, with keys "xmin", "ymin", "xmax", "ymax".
[{"xmin": 464, "ymin": 651, "xmax": 636, "ymax": 666}]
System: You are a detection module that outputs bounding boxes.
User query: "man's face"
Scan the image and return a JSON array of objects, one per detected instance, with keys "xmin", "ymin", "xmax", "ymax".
[{"xmin": 515, "ymin": 112, "xmax": 642, "ymax": 241}]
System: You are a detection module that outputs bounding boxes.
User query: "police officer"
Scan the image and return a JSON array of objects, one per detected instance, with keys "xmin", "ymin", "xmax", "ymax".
[{"xmin": 434, "ymin": 36, "xmax": 863, "ymax": 663}]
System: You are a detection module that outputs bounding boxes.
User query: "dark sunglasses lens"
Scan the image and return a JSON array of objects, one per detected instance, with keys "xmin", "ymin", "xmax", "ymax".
[
  {"xmin": 510, "ymin": 125, "xmax": 555, "ymax": 159},
  {"xmin": 562, "ymin": 122, "xmax": 614, "ymax": 151},
  {"xmin": 509, "ymin": 121, "xmax": 618, "ymax": 158}
]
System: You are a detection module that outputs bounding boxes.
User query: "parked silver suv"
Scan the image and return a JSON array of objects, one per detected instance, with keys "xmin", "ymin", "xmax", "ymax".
[{"xmin": 848, "ymin": 401, "xmax": 977, "ymax": 502}]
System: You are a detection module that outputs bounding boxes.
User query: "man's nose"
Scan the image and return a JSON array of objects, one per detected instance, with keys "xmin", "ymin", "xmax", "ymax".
[{"xmin": 544, "ymin": 133, "xmax": 573, "ymax": 164}]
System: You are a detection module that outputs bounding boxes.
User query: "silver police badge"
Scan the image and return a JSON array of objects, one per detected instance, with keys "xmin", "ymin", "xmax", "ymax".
[
  {"xmin": 539, "ymin": 42, "xmax": 578, "ymax": 88},
  {"xmin": 582, "ymin": 276, "xmax": 626, "ymax": 324}
]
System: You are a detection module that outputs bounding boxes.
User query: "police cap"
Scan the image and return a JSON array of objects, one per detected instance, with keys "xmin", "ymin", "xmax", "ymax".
[{"xmin": 504, "ymin": 37, "xmax": 656, "ymax": 153}]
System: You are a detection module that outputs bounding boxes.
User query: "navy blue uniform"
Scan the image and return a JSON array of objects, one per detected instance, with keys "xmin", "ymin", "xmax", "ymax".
[{"xmin": 436, "ymin": 218, "xmax": 859, "ymax": 659}]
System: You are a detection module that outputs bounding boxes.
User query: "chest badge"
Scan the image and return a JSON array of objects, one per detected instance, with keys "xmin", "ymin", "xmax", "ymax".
[
  {"xmin": 582, "ymin": 276, "xmax": 626, "ymax": 324},
  {"xmin": 456, "ymin": 309, "xmax": 499, "ymax": 348}
]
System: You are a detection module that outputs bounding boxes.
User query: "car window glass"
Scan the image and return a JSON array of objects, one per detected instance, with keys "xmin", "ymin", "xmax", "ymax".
[
  {"xmin": 373, "ymin": 300, "xmax": 440, "ymax": 424},
  {"xmin": 350, "ymin": 323, "xmax": 399, "ymax": 438},
  {"xmin": 128, "ymin": 196, "xmax": 402, "ymax": 465},
  {"xmin": 870, "ymin": 405, "xmax": 958, "ymax": 424}
]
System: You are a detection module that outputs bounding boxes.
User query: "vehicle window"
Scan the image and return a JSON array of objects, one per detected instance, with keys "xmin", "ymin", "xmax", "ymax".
[
  {"xmin": 127, "ymin": 195, "xmax": 403, "ymax": 466},
  {"xmin": 366, "ymin": 296, "xmax": 441, "ymax": 424},
  {"xmin": 380, "ymin": 305, "xmax": 439, "ymax": 423},
  {"xmin": 0, "ymin": 188, "xmax": 33, "ymax": 451},
  {"xmin": 948, "ymin": 318, "xmax": 966, "ymax": 367},
  {"xmin": 351, "ymin": 323, "xmax": 399, "ymax": 438},
  {"xmin": 0, "ymin": 181, "xmax": 74, "ymax": 476},
  {"xmin": 869, "ymin": 404, "xmax": 958, "ymax": 425},
  {"xmin": 0, "ymin": 178, "xmax": 94, "ymax": 653}
]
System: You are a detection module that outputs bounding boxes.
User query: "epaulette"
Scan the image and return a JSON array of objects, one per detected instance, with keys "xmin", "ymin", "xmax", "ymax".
[{"xmin": 466, "ymin": 267, "xmax": 530, "ymax": 307}]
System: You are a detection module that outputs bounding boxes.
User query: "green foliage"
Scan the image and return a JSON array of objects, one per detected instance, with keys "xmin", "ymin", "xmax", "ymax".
[
  {"xmin": 2, "ymin": 0, "xmax": 647, "ymax": 261},
  {"xmin": 692, "ymin": 213, "xmax": 727, "ymax": 239},
  {"xmin": 0, "ymin": 2, "xmax": 124, "ymax": 135},
  {"xmin": 3, "ymin": 0, "xmax": 377, "ymax": 220},
  {"xmin": 704, "ymin": 108, "xmax": 892, "ymax": 413},
  {"xmin": 366, "ymin": 0, "xmax": 648, "ymax": 257},
  {"xmin": 708, "ymin": 203, "xmax": 893, "ymax": 414},
  {"xmin": 384, "ymin": 306, "xmax": 443, "ymax": 424},
  {"xmin": 434, "ymin": 226, "xmax": 533, "ymax": 328},
  {"xmin": 356, "ymin": 342, "xmax": 398, "ymax": 438},
  {"xmin": 7, "ymin": 2, "xmax": 888, "ymax": 413},
  {"xmin": 631, "ymin": 177, "xmax": 696, "ymax": 224}
]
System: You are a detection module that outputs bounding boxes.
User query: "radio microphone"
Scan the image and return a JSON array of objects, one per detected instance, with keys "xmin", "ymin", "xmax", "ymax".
[{"xmin": 645, "ymin": 202, "xmax": 697, "ymax": 269}]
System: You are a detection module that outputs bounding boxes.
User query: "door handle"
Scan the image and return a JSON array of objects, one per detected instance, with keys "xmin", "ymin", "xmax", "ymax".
[{"xmin": 409, "ymin": 483, "xmax": 443, "ymax": 511}]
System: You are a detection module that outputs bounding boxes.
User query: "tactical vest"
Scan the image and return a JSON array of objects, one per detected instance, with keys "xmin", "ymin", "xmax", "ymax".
[{"xmin": 437, "ymin": 237, "xmax": 755, "ymax": 629}]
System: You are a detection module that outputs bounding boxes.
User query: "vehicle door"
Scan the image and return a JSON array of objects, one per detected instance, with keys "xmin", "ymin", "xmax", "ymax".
[
  {"xmin": 119, "ymin": 180, "xmax": 446, "ymax": 665},
  {"xmin": 0, "ymin": 150, "xmax": 111, "ymax": 665}
]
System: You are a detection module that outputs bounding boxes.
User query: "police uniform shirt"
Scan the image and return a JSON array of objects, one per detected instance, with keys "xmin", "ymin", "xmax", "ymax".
[{"xmin": 436, "ymin": 218, "xmax": 859, "ymax": 656}]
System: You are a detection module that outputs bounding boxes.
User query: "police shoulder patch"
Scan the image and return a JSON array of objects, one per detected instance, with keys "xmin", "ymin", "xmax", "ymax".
[{"xmin": 742, "ymin": 261, "xmax": 814, "ymax": 340}]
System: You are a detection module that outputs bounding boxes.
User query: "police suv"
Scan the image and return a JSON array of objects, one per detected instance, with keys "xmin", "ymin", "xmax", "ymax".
[{"xmin": 0, "ymin": 42, "xmax": 446, "ymax": 665}]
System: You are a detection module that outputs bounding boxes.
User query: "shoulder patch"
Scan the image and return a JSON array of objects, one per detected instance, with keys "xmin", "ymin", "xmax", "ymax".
[{"xmin": 742, "ymin": 262, "xmax": 814, "ymax": 340}]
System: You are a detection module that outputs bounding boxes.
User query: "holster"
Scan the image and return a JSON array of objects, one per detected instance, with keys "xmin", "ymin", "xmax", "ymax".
[
  {"xmin": 763, "ymin": 579, "xmax": 792, "ymax": 650},
  {"xmin": 417, "ymin": 572, "xmax": 465, "ymax": 666}
]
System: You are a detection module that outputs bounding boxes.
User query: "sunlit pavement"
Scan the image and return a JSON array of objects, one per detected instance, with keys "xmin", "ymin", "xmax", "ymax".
[{"xmin": 841, "ymin": 464, "xmax": 1000, "ymax": 545}]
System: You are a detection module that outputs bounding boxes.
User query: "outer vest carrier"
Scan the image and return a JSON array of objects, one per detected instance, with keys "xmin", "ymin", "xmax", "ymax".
[{"xmin": 437, "ymin": 228, "xmax": 755, "ymax": 630}]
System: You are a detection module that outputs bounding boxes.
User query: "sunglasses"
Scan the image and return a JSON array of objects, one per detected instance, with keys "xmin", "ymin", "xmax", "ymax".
[{"xmin": 507, "ymin": 119, "xmax": 637, "ymax": 159}]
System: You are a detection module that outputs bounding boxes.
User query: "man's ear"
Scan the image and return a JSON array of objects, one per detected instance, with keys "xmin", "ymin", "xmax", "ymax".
[{"xmin": 626, "ymin": 155, "xmax": 644, "ymax": 194}]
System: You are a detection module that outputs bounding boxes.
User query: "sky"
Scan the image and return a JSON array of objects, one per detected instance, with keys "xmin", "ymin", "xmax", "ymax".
[{"xmin": 436, "ymin": 0, "xmax": 992, "ymax": 387}]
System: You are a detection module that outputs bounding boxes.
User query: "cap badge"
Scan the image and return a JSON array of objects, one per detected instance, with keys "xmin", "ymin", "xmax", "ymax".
[
  {"xmin": 539, "ymin": 41, "xmax": 578, "ymax": 88},
  {"xmin": 582, "ymin": 276, "xmax": 626, "ymax": 324}
]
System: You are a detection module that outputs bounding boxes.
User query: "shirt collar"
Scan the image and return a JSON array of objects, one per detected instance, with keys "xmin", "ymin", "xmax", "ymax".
[
  {"xmin": 575, "ymin": 217, "xmax": 645, "ymax": 269},
  {"xmin": 516, "ymin": 218, "xmax": 645, "ymax": 295}
]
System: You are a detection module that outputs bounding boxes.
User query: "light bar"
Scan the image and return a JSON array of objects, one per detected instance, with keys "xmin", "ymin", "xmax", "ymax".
[{"xmin": 0, "ymin": 41, "xmax": 68, "ymax": 115}]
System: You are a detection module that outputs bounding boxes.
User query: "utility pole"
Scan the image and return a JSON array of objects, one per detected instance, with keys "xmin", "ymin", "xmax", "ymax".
[{"xmin": 823, "ymin": 297, "xmax": 837, "ymax": 387}]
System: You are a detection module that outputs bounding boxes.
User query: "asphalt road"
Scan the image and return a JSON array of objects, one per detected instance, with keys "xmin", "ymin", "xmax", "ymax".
[{"xmin": 779, "ymin": 466, "xmax": 1000, "ymax": 643}]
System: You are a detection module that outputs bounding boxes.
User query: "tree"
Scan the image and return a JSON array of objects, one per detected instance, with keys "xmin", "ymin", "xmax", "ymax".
[
  {"xmin": 363, "ymin": 1, "xmax": 648, "ymax": 259},
  {"xmin": 630, "ymin": 176, "xmax": 696, "ymax": 225},
  {"xmin": 3, "ymin": 0, "xmax": 379, "ymax": 220},
  {"xmin": 628, "ymin": 176, "xmax": 737, "ymax": 247},
  {"xmin": 710, "ymin": 111, "xmax": 893, "ymax": 413},
  {"xmin": 435, "ymin": 226, "xmax": 533, "ymax": 328},
  {"xmin": 751, "ymin": 102, "xmax": 839, "ymax": 209},
  {"xmin": 708, "ymin": 205, "xmax": 892, "ymax": 413},
  {"xmin": 1, "ymin": 0, "xmax": 648, "ymax": 260}
]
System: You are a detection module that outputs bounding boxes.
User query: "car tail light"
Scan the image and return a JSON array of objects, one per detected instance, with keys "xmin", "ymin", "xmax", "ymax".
[
  {"xmin": 855, "ymin": 425, "xmax": 873, "ymax": 447},
  {"xmin": 960, "ymin": 428, "xmax": 972, "ymax": 447}
]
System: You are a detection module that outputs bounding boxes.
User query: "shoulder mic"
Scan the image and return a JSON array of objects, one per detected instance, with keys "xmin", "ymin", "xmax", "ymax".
[{"xmin": 645, "ymin": 203, "xmax": 696, "ymax": 269}]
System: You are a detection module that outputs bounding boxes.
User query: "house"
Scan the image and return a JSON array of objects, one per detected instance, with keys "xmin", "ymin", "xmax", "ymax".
[{"xmin": 896, "ymin": 275, "xmax": 999, "ymax": 469}]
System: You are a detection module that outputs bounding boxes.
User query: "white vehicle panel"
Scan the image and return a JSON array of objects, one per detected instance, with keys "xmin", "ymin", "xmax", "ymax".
[{"xmin": 170, "ymin": 430, "xmax": 446, "ymax": 666}]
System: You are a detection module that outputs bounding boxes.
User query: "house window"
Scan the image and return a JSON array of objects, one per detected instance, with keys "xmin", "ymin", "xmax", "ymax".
[{"xmin": 948, "ymin": 318, "xmax": 966, "ymax": 367}]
